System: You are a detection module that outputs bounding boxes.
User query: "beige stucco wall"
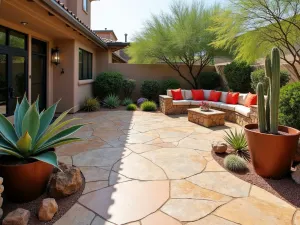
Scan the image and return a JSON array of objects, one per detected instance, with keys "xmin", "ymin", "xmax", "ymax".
[{"xmin": 63, "ymin": 0, "xmax": 91, "ymax": 27}]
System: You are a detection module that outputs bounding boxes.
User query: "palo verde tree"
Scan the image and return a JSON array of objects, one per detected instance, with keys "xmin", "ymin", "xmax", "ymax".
[
  {"xmin": 126, "ymin": 1, "xmax": 221, "ymax": 88},
  {"xmin": 211, "ymin": 0, "xmax": 300, "ymax": 80}
]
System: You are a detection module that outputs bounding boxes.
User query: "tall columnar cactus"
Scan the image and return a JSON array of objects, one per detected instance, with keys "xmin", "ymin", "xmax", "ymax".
[
  {"xmin": 257, "ymin": 47, "xmax": 280, "ymax": 134},
  {"xmin": 257, "ymin": 83, "xmax": 266, "ymax": 133}
]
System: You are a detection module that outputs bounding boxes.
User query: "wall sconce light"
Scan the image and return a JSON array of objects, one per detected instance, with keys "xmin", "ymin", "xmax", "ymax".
[{"xmin": 51, "ymin": 48, "xmax": 60, "ymax": 65}]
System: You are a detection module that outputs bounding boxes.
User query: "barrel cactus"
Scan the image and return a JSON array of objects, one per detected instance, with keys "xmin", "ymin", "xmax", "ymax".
[{"xmin": 257, "ymin": 47, "xmax": 280, "ymax": 134}]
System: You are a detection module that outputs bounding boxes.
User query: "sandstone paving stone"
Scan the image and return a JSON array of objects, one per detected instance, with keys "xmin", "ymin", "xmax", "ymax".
[
  {"xmin": 170, "ymin": 180, "xmax": 231, "ymax": 202},
  {"xmin": 54, "ymin": 203, "xmax": 95, "ymax": 225},
  {"xmin": 93, "ymin": 130, "xmax": 124, "ymax": 142},
  {"xmin": 119, "ymin": 133, "xmax": 158, "ymax": 144},
  {"xmin": 125, "ymin": 222, "xmax": 141, "ymax": 225},
  {"xmin": 83, "ymin": 181, "xmax": 109, "ymax": 194},
  {"xmin": 161, "ymin": 199, "xmax": 224, "ymax": 222},
  {"xmin": 178, "ymin": 138, "xmax": 212, "ymax": 151},
  {"xmin": 91, "ymin": 216, "xmax": 114, "ymax": 225},
  {"xmin": 73, "ymin": 147, "xmax": 132, "ymax": 168},
  {"xmin": 293, "ymin": 210, "xmax": 300, "ymax": 225},
  {"xmin": 142, "ymin": 148, "xmax": 206, "ymax": 179},
  {"xmin": 141, "ymin": 211, "xmax": 181, "ymax": 225},
  {"xmin": 125, "ymin": 144, "xmax": 161, "ymax": 154},
  {"xmin": 214, "ymin": 197, "xmax": 296, "ymax": 225},
  {"xmin": 204, "ymin": 160, "xmax": 226, "ymax": 172},
  {"xmin": 58, "ymin": 156, "xmax": 72, "ymax": 165},
  {"xmin": 112, "ymin": 153, "xmax": 167, "ymax": 180},
  {"xmin": 79, "ymin": 167, "xmax": 110, "ymax": 182},
  {"xmin": 186, "ymin": 215, "xmax": 238, "ymax": 225},
  {"xmin": 109, "ymin": 171, "xmax": 132, "ymax": 185},
  {"xmin": 187, "ymin": 172, "xmax": 251, "ymax": 197},
  {"xmin": 79, "ymin": 180, "xmax": 169, "ymax": 224}
]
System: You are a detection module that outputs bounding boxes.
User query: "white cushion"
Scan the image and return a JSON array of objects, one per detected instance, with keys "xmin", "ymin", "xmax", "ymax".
[
  {"xmin": 235, "ymin": 105, "xmax": 251, "ymax": 117},
  {"xmin": 190, "ymin": 100, "xmax": 203, "ymax": 106},
  {"xmin": 220, "ymin": 92, "xmax": 228, "ymax": 103},
  {"xmin": 238, "ymin": 93, "xmax": 248, "ymax": 105},
  {"xmin": 207, "ymin": 101, "xmax": 222, "ymax": 108},
  {"xmin": 183, "ymin": 90, "xmax": 193, "ymax": 100},
  {"xmin": 221, "ymin": 104, "xmax": 236, "ymax": 111},
  {"xmin": 172, "ymin": 100, "xmax": 191, "ymax": 106},
  {"xmin": 167, "ymin": 90, "xmax": 172, "ymax": 97},
  {"xmin": 203, "ymin": 90, "xmax": 211, "ymax": 100}
]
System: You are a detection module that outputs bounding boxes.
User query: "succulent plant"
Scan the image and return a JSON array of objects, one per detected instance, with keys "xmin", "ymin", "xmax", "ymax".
[
  {"xmin": 224, "ymin": 154, "xmax": 248, "ymax": 172},
  {"xmin": 83, "ymin": 97, "xmax": 100, "ymax": 112},
  {"xmin": 103, "ymin": 94, "xmax": 120, "ymax": 109},
  {"xmin": 126, "ymin": 104, "xmax": 137, "ymax": 111},
  {"xmin": 0, "ymin": 96, "xmax": 83, "ymax": 169},
  {"xmin": 122, "ymin": 97, "xmax": 134, "ymax": 106},
  {"xmin": 140, "ymin": 101, "xmax": 157, "ymax": 112},
  {"xmin": 223, "ymin": 129, "xmax": 250, "ymax": 161},
  {"xmin": 258, "ymin": 47, "xmax": 281, "ymax": 134}
]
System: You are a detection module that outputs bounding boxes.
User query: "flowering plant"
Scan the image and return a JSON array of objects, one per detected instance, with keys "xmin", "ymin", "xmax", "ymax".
[{"xmin": 199, "ymin": 101, "xmax": 210, "ymax": 111}]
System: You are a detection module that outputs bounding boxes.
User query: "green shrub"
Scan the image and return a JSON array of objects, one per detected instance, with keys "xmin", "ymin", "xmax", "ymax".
[
  {"xmin": 94, "ymin": 72, "xmax": 123, "ymax": 98},
  {"xmin": 161, "ymin": 79, "xmax": 180, "ymax": 94},
  {"xmin": 83, "ymin": 98, "xmax": 100, "ymax": 112},
  {"xmin": 198, "ymin": 72, "xmax": 221, "ymax": 90},
  {"xmin": 224, "ymin": 154, "xmax": 248, "ymax": 172},
  {"xmin": 279, "ymin": 82, "xmax": 300, "ymax": 129},
  {"xmin": 103, "ymin": 94, "xmax": 120, "ymax": 109},
  {"xmin": 126, "ymin": 103, "xmax": 137, "ymax": 111},
  {"xmin": 141, "ymin": 80, "xmax": 160, "ymax": 100},
  {"xmin": 122, "ymin": 97, "xmax": 133, "ymax": 106},
  {"xmin": 224, "ymin": 61, "xmax": 252, "ymax": 92},
  {"xmin": 251, "ymin": 69, "xmax": 290, "ymax": 94},
  {"xmin": 123, "ymin": 79, "xmax": 136, "ymax": 97},
  {"xmin": 141, "ymin": 101, "xmax": 157, "ymax": 111}
]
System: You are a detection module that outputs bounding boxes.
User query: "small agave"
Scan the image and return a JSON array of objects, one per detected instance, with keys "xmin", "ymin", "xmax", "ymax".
[{"xmin": 0, "ymin": 95, "xmax": 84, "ymax": 169}]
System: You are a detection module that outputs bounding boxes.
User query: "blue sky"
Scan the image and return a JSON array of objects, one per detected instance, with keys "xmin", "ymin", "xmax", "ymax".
[{"xmin": 91, "ymin": 0, "xmax": 229, "ymax": 42}]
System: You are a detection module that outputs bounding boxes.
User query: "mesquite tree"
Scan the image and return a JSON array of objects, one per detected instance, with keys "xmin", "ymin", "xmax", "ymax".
[
  {"xmin": 211, "ymin": 0, "xmax": 300, "ymax": 80},
  {"xmin": 126, "ymin": 1, "xmax": 221, "ymax": 88}
]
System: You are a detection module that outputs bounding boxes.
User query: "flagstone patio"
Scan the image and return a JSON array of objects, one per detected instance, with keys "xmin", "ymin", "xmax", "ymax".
[{"xmin": 54, "ymin": 110, "xmax": 298, "ymax": 225}]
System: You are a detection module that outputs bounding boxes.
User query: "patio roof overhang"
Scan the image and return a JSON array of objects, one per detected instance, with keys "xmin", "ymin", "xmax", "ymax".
[{"xmin": 107, "ymin": 42, "xmax": 130, "ymax": 52}]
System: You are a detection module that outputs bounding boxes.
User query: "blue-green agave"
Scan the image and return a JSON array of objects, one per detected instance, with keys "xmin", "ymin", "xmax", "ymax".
[{"xmin": 0, "ymin": 96, "xmax": 84, "ymax": 169}]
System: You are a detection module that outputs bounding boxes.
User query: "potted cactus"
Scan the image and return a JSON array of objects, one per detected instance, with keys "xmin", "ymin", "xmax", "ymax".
[
  {"xmin": 244, "ymin": 47, "xmax": 300, "ymax": 179},
  {"xmin": 0, "ymin": 96, "xmax": 83, "ymax": 202}
]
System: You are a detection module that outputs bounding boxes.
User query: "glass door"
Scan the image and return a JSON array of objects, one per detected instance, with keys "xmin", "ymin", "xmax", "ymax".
[{"xmin": 0, "ymin": 54, "xmax": 7, "ymax": 115}]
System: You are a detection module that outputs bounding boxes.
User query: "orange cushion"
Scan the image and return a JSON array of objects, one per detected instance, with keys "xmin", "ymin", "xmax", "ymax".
[
  {"xmin": 208, "ymin": 90, "xmax": 222, "ymax": 102},
  {"xmin": 171, "ymin": 89, "xmax": 184, "ymax": 100},
  {"xmin": 191, "ymin": 89, "xmax": 204, "ymax": 100},
  {"xmin": 226, "ymin": 92, "xmax": 240, "ymax": 104},
  {"xmin": 244, "ymin": 93, "xmax": 257, "ymax": 107}
]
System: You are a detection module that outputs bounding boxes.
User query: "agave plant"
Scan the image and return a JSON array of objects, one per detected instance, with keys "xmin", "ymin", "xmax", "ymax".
[
  {"xmin": 0, "ymin": 96, "xmax": 83, "ymax": 169},
  {"xmin": 223, "ymin": 129, "xmax": 250, "ymax": 161}
]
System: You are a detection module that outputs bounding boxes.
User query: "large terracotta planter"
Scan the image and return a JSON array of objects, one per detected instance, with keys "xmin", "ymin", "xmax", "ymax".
[
  {"xmin": 0, "ymin": 159, "xmax": 53, "ymax": 202},
  {"xmin": 244, "ymin": 124, "xmax": 300, "ymax": 179}
]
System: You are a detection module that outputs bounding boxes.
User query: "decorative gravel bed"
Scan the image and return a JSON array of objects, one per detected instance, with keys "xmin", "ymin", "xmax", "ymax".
[
  {"xmin": 212, "ymin": 151, "xmax": 300, "ymax": 207},
  {"xmin": 0, "ymin": 173, "xmax": 85, "ymax": 225}
]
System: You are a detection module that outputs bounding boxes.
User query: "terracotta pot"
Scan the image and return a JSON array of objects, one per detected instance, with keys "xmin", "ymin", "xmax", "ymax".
[
  {"xmin": 0, "ymin": 159, "xmax": 54, "ymax": 202},
  {"xmin": 244, "ymin": 124, "xmax": 300, "ymax": 179}
]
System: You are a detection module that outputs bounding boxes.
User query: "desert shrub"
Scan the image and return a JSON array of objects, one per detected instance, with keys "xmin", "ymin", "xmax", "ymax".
[
  {"xmin": 94, "ymin": 71, "xmax": 123, "ymax": 98},
  {"xmin": 141, "ymin": 101, "xmax": 157, "ymax": 111},
  {"xmin": 126, "ymin": 103, "xmax": 137, "ymax": 111},
  {"xmin": 122, "ymin": 97, "xmax": 133, "ymax": 106},
  {"xmin": 103, "ymin": 94, "xmax": 120, "ymax": 109},
  {"xmin": 161, "ymin": 79, "xmax": 181, "ymax": 94},
  {"xmin": 279, "ymin": 82, "xmax": 300, "ymax": 129},
  {"xmin": 137, "ymin": 98, "xmax": 148, "ymax": 106},
  {"xmin": 198, "ymin": 72, "xmax": 221, "ymax": 90},
  {"xmin": 224, "ymin": 129, "xmax": 250, "ymax": 161},
  {"xmin": 224, "ymin": 61, "xmax": 252, "ymax": 92},
  {"xmin": 224, "ymin": 154, "xmax": 248, "ymax": 172},
  {"xmin": 83, "ymin": 97, "xmax": 100, "ymax": 112},
  {"xmin": 141, "ymin": 80, "xmax": 160, "ymax": 100},
  {"xmin": 123, "ymin": 79, "xmax": 136, "ymax": 97},
  {"xmin": 251, "ymin": 69, "xmax": 290, "ymax": 94}
]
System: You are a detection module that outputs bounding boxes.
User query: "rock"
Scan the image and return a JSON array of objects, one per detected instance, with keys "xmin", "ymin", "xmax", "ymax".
[
  {"xmin": 212, "ymin": 142, "xmax": 227, "ymax": 154},
  {"xmin": 53, "ymin": 162, "xmax": 69, "ymax": 173},
  {"xmin": 0, "ymin": 184, "xmax": 4, "ymax": 194},
  {"xmin": 2, "ymin": 208, "xmax": 30, "ymax": 225},
  {"xmin": 38, "ymin": 198, "xmax": 58, "ymax": 221},
  {"xmin": 0, "ymin": 196, "xmax": 3, "ymax": 207},
  {"xmin": 48, "ymin": 165, "xmax": 83, "ymax": 198},
  {"xmin": 0, "ymin": 177, "xmax": 3, "ymax": 185},
  {"xmin": 292, "ymin": 169, "xmax": 300, "ymax": 184},
  {"xmin": 0, "ymin": 208, "xmax": 3, "ymax": 219}
]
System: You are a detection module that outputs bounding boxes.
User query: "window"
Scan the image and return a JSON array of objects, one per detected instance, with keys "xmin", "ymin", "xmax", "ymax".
[
  {"xmin": 79, "ymin": 49, "xmax": 92, "ymax": 80},
  {"xmin": 83, "ymin": 0, "xmax": 88, "ymax": 12},
  {"xmin": 0, "ymin": 26, "xmax": 26, "ymax": 50}
]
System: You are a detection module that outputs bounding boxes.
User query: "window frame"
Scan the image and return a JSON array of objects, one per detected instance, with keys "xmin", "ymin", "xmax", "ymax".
[
  {"xmin": 83, "ymin": 0, "xmax": 88, "ymax": 13},
  {"xmin": 79, "ymin": 48, "xmax": 93, "ymax": 80}
]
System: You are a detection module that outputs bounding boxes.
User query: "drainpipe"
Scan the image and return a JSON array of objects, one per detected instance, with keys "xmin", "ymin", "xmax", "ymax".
[{"xmin": 125, "ymin": 33, "xmax": 128, "ymax": 43}]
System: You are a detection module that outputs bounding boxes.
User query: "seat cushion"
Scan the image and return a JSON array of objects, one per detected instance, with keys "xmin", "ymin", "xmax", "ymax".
[
  {"xmin": 206, "ymin": 101, "xmax": 222, "ymax": 108},
  {"xmin": 173, "ymin": 100, "xmax": 191, "ymax": 106},
  {"xmin": 171, "ymin": 89, "xmax": 184, "ymax": 100},
  {"xmin": 220, "ymin": 103, "xmax": 236, "ymax": 111},
  {"xmin": 203, "ymin": 90, "xmax": 211, "ymax": 100},
  {"xmin": 235, "ymin": 105, "xmax": 251, "ymax": 117},
  {"xmin": 167, "ymin": 90, "xmax": 172, "ymax": 97},
  {"xmin": 238, "ymin": 93, "xmax": 248, "ymax": 105},
  {"xmin": 191, "ymin": 89, "xmax": 205, "ymax": 100},
  {"xmin": 220, "ymin": 92, "xmax": 228, "ymax": 103},
  {"xmin": 190, "ymin": 100, "xmax": 203, "ymax": 106},
  {"xmin": 183, "ymin": 90, "xmax": 193, "ymax": 100}
]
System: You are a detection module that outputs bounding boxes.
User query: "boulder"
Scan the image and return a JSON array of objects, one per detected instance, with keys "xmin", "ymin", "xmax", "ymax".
[
  {"xmin": 0, "ymin": 184, "xmax": 4, "ymax": 194},
  {"xmin": 48, "ymin": 164, "xmax": 82, "ymax": 198},
  {"xmin": 212, "ymin": 142, "xmax": 228, "ymax": 154},
  {"xmin": 0, "ymin": 196, "xmax": 3, "ymax": 207},
  {"xmin": 0, "ymin": 208, "xmax": 3, "ymax": 220},
  {"xmin": 292, "ymin": 169, "xmax": 300, "ymax": 184},
  {"xmin": 2, "ymin": 208, "xmax": 30, "ymax": 225},
  {"xmin": 38, "ymin": 198, "xmax": 58, "ymax": 221}
]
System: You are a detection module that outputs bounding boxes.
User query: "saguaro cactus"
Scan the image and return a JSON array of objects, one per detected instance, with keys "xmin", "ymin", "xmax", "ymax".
[
  {"xmin": 257, "ymin": 83, "xmax": 266, "ymax": 133},
  {"xmin": 257, "ymin": 47, "xmax": 280, "ymax": 134}
]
